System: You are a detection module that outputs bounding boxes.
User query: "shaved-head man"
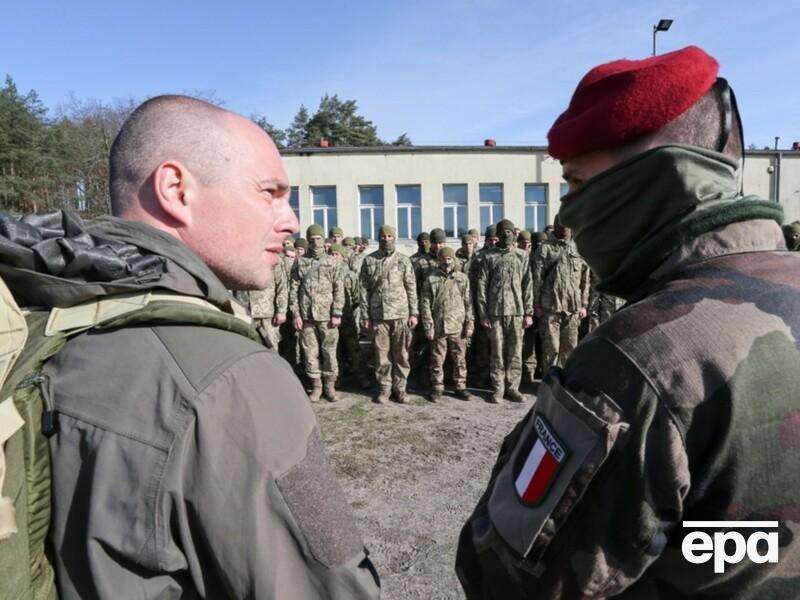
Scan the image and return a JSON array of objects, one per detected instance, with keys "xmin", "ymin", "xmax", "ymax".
[{"xmin": 41, "ymin": 95, "xmax": 380, "ymax": 599}]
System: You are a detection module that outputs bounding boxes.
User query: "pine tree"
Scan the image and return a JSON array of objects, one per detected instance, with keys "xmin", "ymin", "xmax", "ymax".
[{"xmin": 286, "ymin": 105, "xmax": 310, "ymax": 148}]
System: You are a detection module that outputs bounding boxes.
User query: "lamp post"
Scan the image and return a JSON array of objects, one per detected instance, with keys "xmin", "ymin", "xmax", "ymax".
[{"xmin": 653, "ymin": 19, "xmax": 673, "ymax": 56}]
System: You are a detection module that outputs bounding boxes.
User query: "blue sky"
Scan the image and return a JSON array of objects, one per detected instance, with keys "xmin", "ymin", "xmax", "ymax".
[{"xmin": 3, "ymin": 0, "xmax": 798, "ymax": 148}]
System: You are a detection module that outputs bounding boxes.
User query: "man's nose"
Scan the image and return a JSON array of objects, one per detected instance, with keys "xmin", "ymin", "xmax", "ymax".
[{"xmin": 275, "ymin": 197, "xmax": 299, "ymax": 236}]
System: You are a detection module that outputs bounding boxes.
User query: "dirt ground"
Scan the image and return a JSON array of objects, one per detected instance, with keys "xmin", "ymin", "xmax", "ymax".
[{"xmin": 314, "ymin": 382, "xmax": 538, "ymax": 599}]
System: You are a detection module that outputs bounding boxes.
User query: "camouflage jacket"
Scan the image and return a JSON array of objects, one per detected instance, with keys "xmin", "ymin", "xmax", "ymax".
[
  {"xmin": 477, "ymin": 246, "xmax": 534, "ymax": 319},
  {"xmin": 281, "ymin": 254, "xmax": 295, "ymax": 279},
  {"xmin": 457, "ymin": 219, "xmax": 800, "ymax": 599},
  {"xmin": 233, "ymin": 262, "xmax": 288, "ymax": 320},
  {"xmin": 359, "ymin": 249, "xmax": 418, "ymax": 321},
  {"xmin": 411, "ymin": 251, "xmax": 438, "ymax": 289},
  {"xmin": 348, "ymin": 251, "xmax": 365, "ymax": 277},
  {"xmin": 532, "ymin": 239, "xmax": 590, "ymax": 314},
  {"xmin": 342, "ymin": 268, "xmax": 360, "ymax": 321},
  {"xmin": 420, "ymin": 267, "xmax": 473, "ymax": 338},
  {"xmin": 289, "ymin": 252, "xmax": 344, "ymax": 321},
  {"xmin": 588, "ymin": 271, "xmax": 626, "ymax": 323}
]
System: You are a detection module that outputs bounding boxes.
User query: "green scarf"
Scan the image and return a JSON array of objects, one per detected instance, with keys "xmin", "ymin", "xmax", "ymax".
[{"xmin": 558, "ymin": 145, "xmax": 783, "ymax": 299}]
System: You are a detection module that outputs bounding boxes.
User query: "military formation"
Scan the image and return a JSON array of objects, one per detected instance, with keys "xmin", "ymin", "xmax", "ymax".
[{"xmin": 242, "ymin": 219, "xmax": 607, "ymax": 405}]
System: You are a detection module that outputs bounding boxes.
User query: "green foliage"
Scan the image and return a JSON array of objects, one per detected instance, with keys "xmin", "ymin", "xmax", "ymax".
[
  {"xmin": 391, "ymin": 133, "xmax": 412, "ymax": 147},
  {"xmin": 304, "ymin": 94, "xmax": 383, "ymax": 147},
  {"xmin": 286, "ymin": 105, "xmax": 310, "ymax": 148}
]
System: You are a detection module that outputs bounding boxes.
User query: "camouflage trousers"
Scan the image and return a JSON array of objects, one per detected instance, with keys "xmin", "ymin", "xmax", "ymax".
[
  {"xmin": 279, "ymin": 321, "xmax": 300, "ymax": 371},
  {"xmin": 521, "ymin": 322, "xmax": 539, "ymax": 381},
  {"xmin": 488, "ymin": 316, "xmax": 523, "ymax": 394},
  {"xmin": 338, "ymin": 317, "xmax": 365, "ymax": 380},
  {"xmin": 429, "ymin": 333, "xmax": 467, "ymax": 391},
  {"xmin": 539, "ymin": 312, "xmax": 581, "ymax": 372},
  {"xmin": 372, "ymin": 319, "xmax": 411, "ymax": 392},
  {"xmin": 300, "ymin": 321, "xmax": 339, "ymax": 380},
  {"xmin": 254, "ymin": 318, "xmax": 280, "ymax": 350}
]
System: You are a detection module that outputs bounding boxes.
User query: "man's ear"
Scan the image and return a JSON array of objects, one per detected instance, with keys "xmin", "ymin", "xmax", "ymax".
[{"xmin": 152, "ymin": 160, "xmax": 195, "ymax": 227}]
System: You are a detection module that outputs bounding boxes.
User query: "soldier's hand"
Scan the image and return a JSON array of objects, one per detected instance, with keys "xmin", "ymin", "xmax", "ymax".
[
  {"xmin": 481, "ymin": 318, "xmax": 492, "ymax": 329},
  {"xmin": 534, "ymin": 307, "xmax": 544, "ymax": 318},
  {"xmin": 273, "ymin": 313, "xmax": 286, "ymax": 326},
  {"xmin": 362, "ymin": 318, "xmax": 372, "ymax": 331},
  {"xmin": 426, "ymin": 331, "xmax": 434, "ymax": 341},
  {"xmin": 329, "ymin": 316, "xmax": 342, "ymax": 328},
  {"xmin": 293, "ymin": 316, "xmax": 303, "ymax": 331},
  {"xmin": 579, "ymin": 308, "xmax": 588, "ymax": 319},
  {"xmin": 408, "ymin": 315, "xmax": 418, "ymax": 328},
  {"xmin": 523, "ymin": 315, "xmax": 534, "ymax": 329}
]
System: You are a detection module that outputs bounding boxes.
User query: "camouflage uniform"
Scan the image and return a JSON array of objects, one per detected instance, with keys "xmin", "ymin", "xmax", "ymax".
[
  {"xmin": 469, "ymin": 242, "xmax": 495, "ymax": 386},
  {"xmin": 477, "ymin": 239, "xmax": 534, "ymax": 398},
  {"xmin": 339, "ymin": 266, "xmax": 367, "ymax": 386},
  {"xmin": 233, "ymin": 261, "xmax": 288, "ymax": 350},
  {"xmin": 458, "ymin": 219, "xmax": 800, "ymax": 599},
  {"xmin": 587, "ymin": 270, "xmax": 626, "ymax": 332},
  {"xmin": 410, "ymin": 245, "xmax": 438, "ymax": 384},
  {"xmin": 360, "ymin": 243, "xmax": 418, "ymax": 397},
  {"xmin": 279, "ymin": 251, "xmax": 301, "ymax": 368},
  {"xmin": 420, "ymin": 262, "xmax": 473, "ymax": 394},
  {"xmin": 290, "ymin": 250, "xmax": 344, "ymax": 384},
  {"xmin": 532, "ymin": 238, "xmax": 589, "ymax": 371}
]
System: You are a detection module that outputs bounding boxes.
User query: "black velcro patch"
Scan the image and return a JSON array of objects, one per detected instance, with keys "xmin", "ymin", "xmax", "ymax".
[{"xmin": 276, "ymin": 427, "xmax": 364, "ymax": 567}]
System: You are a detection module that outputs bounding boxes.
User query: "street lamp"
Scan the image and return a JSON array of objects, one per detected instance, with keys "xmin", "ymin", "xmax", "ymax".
[{"xmin": 652, "ymin": 19, "xmax": 673, "ymax": 56}]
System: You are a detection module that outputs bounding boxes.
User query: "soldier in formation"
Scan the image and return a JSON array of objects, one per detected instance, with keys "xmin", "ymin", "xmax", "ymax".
[
  {"xmin": 587, "ymin": 271, "xmax": 626, "ymax": 332},
  {"xmin": 331, "ymin": 243, "xmax": 370, "ymax": 389},
  {"xmin": 359, "ymin": 225, "xmax": 418, "ymax": 403},
  {"xmin": 290, "ymin": 224, "xmax": 344, "ymax": 402},
  {"xmin": 531, "ymin": 217, "xmax": 590, "ymax": 370},
  {"xmin": 234, "ymin": 261, "xmax": 287, "ymax": 350},
  {"xmin": 477, "ymin": 219, "xmax": 534, "ymax": 403},
  {"xmin": 420, "ymin": 247, "xmax": 476, "ymax": 402}
]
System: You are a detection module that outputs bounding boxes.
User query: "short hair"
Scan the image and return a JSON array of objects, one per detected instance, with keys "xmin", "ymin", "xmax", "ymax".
[
  {"xmin": 614, "ymin": 83, "xmax": 743, "ymax": 162},
  {"xmin": 109, "ymin": 95, "xmax": 235, "ymax": 215}
]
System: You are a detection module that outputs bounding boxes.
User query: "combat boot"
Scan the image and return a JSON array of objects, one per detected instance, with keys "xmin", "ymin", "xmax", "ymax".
[
  {"xmin": 429, "ymin": 387, "xmax": 443, "ymax": 403},
  {"xmin": 489, "ymin": 389, "xmax": 503, "ymax": 404},
  {"xmin": 323, "ymin": 377, "xmax": 337, "ymax": 402},
  {"xmin": 394, "ymin": 388, "xmax": 408, "ymax": 404},
  {"xmin": 359, "ymin": 373, "xmax": 372, "ymax": 390},
  {"xmin": 374, "ymin": 386, "xmax": 391, "ymax": 404},
  {"xmin": 308, "ymin": 379, "xmax": 323, "ymax": 403},
  {"xmin": 454, "ymin": 388, "xmax": 476, "ymax": 402},
  {"xmin": 506, "ymin": 389, "xmax": 526, "ymax": 403}
]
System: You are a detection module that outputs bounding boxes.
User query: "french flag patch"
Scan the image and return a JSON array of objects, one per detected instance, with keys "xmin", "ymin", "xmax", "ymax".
[{"xmin": 515, "ymin": 415, "xmax": 568, "ymax": 506}]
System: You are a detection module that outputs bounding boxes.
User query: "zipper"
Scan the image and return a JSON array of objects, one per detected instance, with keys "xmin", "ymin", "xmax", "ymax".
[{"xmin": 17, "ymin": 373, "xmax": 58, "ymax": 438}]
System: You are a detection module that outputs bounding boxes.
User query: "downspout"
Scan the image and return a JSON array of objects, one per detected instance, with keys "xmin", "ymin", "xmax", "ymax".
[{"xmin": 775, "ymin": 151, "xmax": 782, "ymax": 204}]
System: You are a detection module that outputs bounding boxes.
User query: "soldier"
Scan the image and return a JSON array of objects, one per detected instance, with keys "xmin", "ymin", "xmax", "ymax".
[
  {"xmin": 468, "ymin": 228, "xmax": 480, "ymax": 245},
  {"xmin": 342, "ymin": 236, "xmax": 357, "ymax": 258},
  {"xmin": 323, "ymin": 237, "xmax": 332, "ymax": 254},
  {"xmin": 477, "ymin": 219, "xmax": 534, "ymax": 403},
  {"xmin": 411, "ymin": 229, "xmax": 444, "ymax": 383},
  {"xmin": 480, "ymin": 224, "xmax": 498, "ymax": 253},
  {"xmin": 411, "ymin": 231, "xmax": 431, "ymax": 264},
  {"xmin": 331, "ymin": 244, "xmax": 370, "ymax": 389},
  {"xmin": 531, "ymin": 218, "xmax": 590, "ymax": 370},
  {"xmin": 360, "ymin": 225, "xmax": 418, "ymax": 403},
  {"xmin": 420, "ymin": 247, "xmax": 476, "ymax": 402},
  {"xmin": 294, "ymin": 237, "xmax": 307, "ymax": 258},
  {"xmin": 280, "ymin": 237, "xmax": 304, "ymax": 370},
  {"xmin": 516, "ymin": 229, "xmax": 531, "ymax": 254},
  {"xmin": 329, "ymin": 226, "xmax": 344, "ymax": 246},
  {"xmin": 282, "ymin": 237, "xmax": 295, "ymax": 260},
  {"xmin": 782, "ymin": 221, "xmax": 800, "ymax": 250},
  {"xmin": 522, "ymin": 231, "xmax": 551, "ymax": 380},
  {"xmin": 457, "ymin": 233, "xmax": 476, "ymax": 273},
  {"xmin": 233, "ymin": 261, "xmax": 287, "ymax": 350},
  {"xmin": 290, "ymin": 224, "xmax": 344, "ymax": 402},
  {"xmin": 349, "ymin": 237, "xmax": 367, "ymax": 276},
  {"xmin": 587, "ymin": 270, "xmax": 626, "ymax": 332},
  {"xmin": 458, "ymin": 46, "xmax": 800, "ymax": 598},
  {"xmin": 281, "ymin": 238, "xmax": 296, "ymax": 274}
]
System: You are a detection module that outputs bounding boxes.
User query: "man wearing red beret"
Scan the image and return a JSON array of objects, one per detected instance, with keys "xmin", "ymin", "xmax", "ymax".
[{"xmin": 457, "ymin": 46, "xmax": 799, "ymax": 598}]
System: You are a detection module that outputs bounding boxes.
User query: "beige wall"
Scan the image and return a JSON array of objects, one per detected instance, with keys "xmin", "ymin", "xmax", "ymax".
[{"xmin": 283, "ymin": 148, "xmax": 800, "ymax": 251}]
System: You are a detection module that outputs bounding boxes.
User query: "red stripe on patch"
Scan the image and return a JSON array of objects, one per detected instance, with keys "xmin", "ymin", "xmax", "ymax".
[{"xmin": 521, "ymin": 450, "xmax": 559, "ymax": 504}]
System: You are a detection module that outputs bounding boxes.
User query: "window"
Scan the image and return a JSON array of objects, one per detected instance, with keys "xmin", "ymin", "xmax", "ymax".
[
  {"xmin": 524, "ymin": 183, "xmax": 549, "ymax": 232},
  {"xmin": 311, "ymin": 186, "xmax": 337, "ymax": 233},
  {"xmin": 289, "ymin": 187, "xmax": 300, "ymax": 237},
  {"xmin": 396, "ymin": 185, "xmax": 422, "ymax": 239},
  {"xmin": 560, "ymin": 182, "xmax": 570, "ymax": 198},
  {"xmin": 443, "ymin": 184, "xmax": 468, "ymax": 238},
  {"xmin": 359, "ymin": 185, "xmax": 384, "ymax": 240},
  {"xmin": 479, "ymin": 183, "xmax": 504, "ymax": 232}
]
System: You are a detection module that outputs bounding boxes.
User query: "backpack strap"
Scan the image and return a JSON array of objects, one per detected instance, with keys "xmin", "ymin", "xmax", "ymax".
[{"xmin": 45, "ymin": 291, "xmax": 252, "ymax": 337}]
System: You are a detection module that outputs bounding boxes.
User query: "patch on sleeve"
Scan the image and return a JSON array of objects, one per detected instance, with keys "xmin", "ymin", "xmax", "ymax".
[
  {"xmin": 276, "ymin": 426, "xmax": 364, "ymax": 567},
  {"xmin": 487, "ymin": 370, "xmax": 628, "ymax": 561},
  {"xmin": 513, "ymin": 415, "xmax": 569, "ymax": 506}
]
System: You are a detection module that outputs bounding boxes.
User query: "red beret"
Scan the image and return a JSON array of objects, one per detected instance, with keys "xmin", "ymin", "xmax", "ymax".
[{"xmin": 547, "ymin": 46, "xmax": 719, "ymax": 161}]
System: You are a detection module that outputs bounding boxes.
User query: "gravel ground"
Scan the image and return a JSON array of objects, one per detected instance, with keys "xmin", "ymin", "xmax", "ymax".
[{"xmin": 314, "ymin": 383, "xmax": 538, "ymax": 599}]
